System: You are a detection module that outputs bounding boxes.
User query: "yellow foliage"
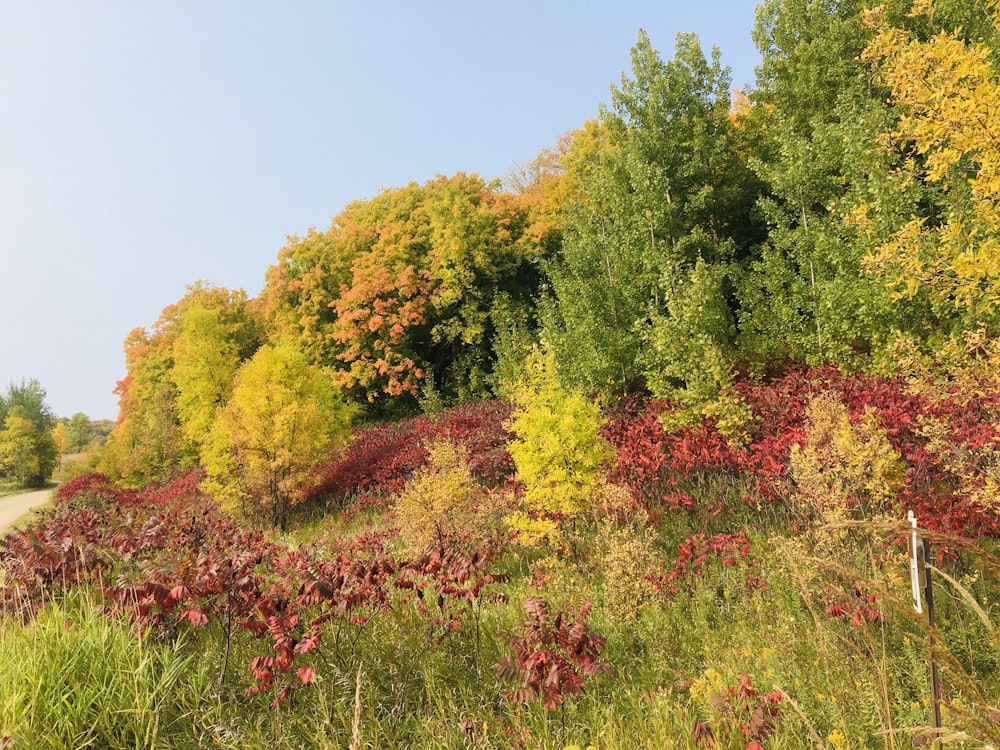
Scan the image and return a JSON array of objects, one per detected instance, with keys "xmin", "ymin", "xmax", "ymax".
[
  {"xmin": 505, "ymin": 346, "xmax": 613, "ymax": 550},
  {"xmin": 862, "ymin": 2, "xmax": 1000, "ymax": 319},
  {"xmin": 201, "ymin": 343, "xmax": 354, "ymax": 530},
  {"xmin": 596, "ymin": 523, "xmax": 659, "ymax": 622},
  {"xmin": 393, "ymin": 440, "xmax": 506, "ymax": 553},
  {"xmin": 790, "ymin": 394, "xmax": 904, "ymax": 523}
]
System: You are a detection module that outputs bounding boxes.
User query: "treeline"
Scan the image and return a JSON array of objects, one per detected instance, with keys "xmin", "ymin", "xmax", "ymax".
[
  {"xmin": 0, "ymin": 379, "xmax": 107, "ymax": 490},
  {"xmin": 101, "ymin": 0, "xmax": 1000, "ymax": 519}
]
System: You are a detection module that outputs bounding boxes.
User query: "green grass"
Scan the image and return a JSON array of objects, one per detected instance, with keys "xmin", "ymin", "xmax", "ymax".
[{"xmin": 0, "ymin": 589, "xmax": 217, "ymax": 749}]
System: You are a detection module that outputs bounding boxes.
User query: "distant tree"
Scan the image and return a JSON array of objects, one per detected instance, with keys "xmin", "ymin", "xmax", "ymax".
[
  {"xmin": 0, "ymin": 379, "xmax": 56, "ymax": 433},
  {"xmin": 0, "ymin": 380, "xmax": 58, "ymax": 487},
  {"xmin": 65, "ymin": 412, "xmax": 92, "ymax": 453},
  {"xmin": 201, "ymin": 343, "xmax": 354, "ymax": 530},
  {"xmin": 0, "ymin": 416, "xmax": 43, "ymax": 486},
  {"xmin": 52, "ymin": 422, "xmax": 69, "ymax": 457}
]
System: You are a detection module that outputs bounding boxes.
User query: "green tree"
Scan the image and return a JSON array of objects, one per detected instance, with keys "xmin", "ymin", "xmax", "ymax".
[
  {"xmin": 0, "ymin": 380, "xmax": 57, "ymax": 487},
  {"xmin": 65, "ymin": 413, "xmax": 92, "ymax": 453},
  {"xmin": 201, "ymin": 343, "xmax": 354, "ymax": 530},
  {"xmin": 0, "ymin": 416, "xmax": 47, "ymax": 487},
  {"xmin": 738, "ymin": 0, "xmax": 1000, "ymax": 366},
  {"xmin": 544, "ymin": 31, "xmax": 766, "ymax": 399}
]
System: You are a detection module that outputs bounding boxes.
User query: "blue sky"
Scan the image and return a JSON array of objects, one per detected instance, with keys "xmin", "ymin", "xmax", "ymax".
[{"xmin": 0, "ymin": 2, "xmax": 762, "ymax": 420}]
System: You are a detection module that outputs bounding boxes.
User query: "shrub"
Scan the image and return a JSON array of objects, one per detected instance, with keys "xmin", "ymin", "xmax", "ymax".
[
  {"xmin": 393, "ymin": 440, "xmax": 508, "ymax": 553},
  {"xmin": 505, "ymin": 347, "xmax": 612, "ymax": 549}
]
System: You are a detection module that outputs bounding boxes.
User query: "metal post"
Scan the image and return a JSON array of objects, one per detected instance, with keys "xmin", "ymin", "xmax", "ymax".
[{"xmin": 923, "ymin": 538, "xmax": 942, "ymax": 733}]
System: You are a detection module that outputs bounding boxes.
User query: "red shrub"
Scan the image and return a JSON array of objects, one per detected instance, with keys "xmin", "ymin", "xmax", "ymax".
[{"xmin": 310, "ymin": 400, "xmax": 515, "ymax": 506}]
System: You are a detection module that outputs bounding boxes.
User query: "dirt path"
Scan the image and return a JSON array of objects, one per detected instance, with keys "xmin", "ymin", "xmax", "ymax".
[{"xmin": 0, "ymin": 487, "xmax": 54, "ymax": 533}]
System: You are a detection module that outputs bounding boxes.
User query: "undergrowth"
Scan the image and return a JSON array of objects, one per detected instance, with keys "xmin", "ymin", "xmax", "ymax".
[{"xmin": 3, "ymin": 367, "xmax": 1000, "ymax": 748}]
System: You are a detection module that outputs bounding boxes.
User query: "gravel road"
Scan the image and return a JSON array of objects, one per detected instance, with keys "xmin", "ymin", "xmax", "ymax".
[{"xmin": 0, "ymin": 487, "xmax": 54, "ymax": 533}]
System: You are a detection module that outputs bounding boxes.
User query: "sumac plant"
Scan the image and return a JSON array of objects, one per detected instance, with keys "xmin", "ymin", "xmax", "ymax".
[
  {"xmin": 690, "ymin": 673, "xmax": 783, "ymax": 748},
  {"xmin": 494, "ymin": 596, "xmax": 611, "ymax": 710},
  {"xmin": 396, "ymin": 545, "xmax": 509, "ymax": 682},
  {"xmin": 307, "ymin": 399, "xmax": 515, "ymax": 512}
]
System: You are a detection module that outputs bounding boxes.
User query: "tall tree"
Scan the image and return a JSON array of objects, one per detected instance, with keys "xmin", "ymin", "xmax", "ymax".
[
  {"xmin": 171, "ymin": 300, "xmax": 262, "ymax": 450},
  {"xmin": 101, "ymin": 283, "xmax": 264, "ymax": 486},
  {"xmin": 201, "ymin": 343, "xmax": 354, "ymax": 530},
  {"xmin": 264, "ymin": 172, "xmax": 544, "ymax": 411},
  {"xmin": 545, "ymin": 31, "xmax": 766, "ymax": 402},
  {"xmin": 65, "ymin": 412, "xmax": 92, "ymax": 453},
  {"xmin": 739, "ymin": 0, "xmax": 1000, "ymax": 366}
]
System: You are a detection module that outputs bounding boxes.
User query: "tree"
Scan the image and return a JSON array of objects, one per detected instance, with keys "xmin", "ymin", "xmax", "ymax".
[
  {"xmin": 201, "ymin": 343, "xmax": 354, "ymax": 530},
  {"xmin": 0, "ymin": 380, "xmax": 57, "ymax": 487},
  {"xmin": 330, "ymin": 173, "xmax": 542, "ymax": 409},
  {"xmin": 171, "ymin": 305, "xmax": 243, "ymax": 449},
  {"xmin": 861, "ymin": 0, "xmax": 1000, "ymax": 327},
  {"xmin": 52, "ymin": 422, "xmax": 69, "ymax": 459},
  {"xmin": 544, "ymin": 31, "xmax": 766, "ymax": 400},
  {"xmin": 65, "ymin": 413, "xmax": 92, "ymax": 453},
  {"xmin": 739, "ymin": 0, "xmax": 1000, "ymax": 366},
  {"xmin": 101, "ymin": 282, "xmax": 264, "ymax": 487},
  {"xmin": 262, "ymin": 173, "xmax": 546, "ymax": 413},
  {"xmin": 505, "ymin": 346, "xmax": 612, "ymax": 552}
]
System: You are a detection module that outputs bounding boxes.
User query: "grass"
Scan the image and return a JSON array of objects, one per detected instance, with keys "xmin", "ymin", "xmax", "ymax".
[
  {"xmin": 0, "ymin": 589, "xmax": 210, "ymax": 749},
  {"xmin": 4, "ymin": 475, "xmax": 1000, "ymax": 746}
]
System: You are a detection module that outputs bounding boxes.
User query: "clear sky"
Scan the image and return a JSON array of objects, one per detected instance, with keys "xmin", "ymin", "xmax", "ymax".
[{"xmin": 0, "ymin": 1, "xmax": 762, "ymax": 420}]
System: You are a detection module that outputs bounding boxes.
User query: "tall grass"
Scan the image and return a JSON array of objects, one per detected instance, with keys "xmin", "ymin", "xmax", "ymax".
[{"xmin": 0, "ymin": 590, "xmax": 202, "ymax": 749}]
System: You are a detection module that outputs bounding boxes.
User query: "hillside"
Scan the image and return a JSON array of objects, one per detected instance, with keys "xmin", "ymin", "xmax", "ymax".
[{"xmin": 5, "ymin": 0, "xmax": 1000, "ymax": 747}]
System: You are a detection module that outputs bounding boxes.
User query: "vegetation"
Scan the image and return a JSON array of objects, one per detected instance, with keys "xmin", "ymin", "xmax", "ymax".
[
  {"xmin": 0, "ymin": 380, "xmax": 57, "ymax": 489},
  {"xmin": 7, "ymin": 0, "xmax": 1000, "ymax": 746}
]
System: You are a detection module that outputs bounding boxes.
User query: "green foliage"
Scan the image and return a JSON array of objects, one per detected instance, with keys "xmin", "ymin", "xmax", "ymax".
[
  {"xmin": 0, "ymin": 415, "xmax": 53, "ymax": 487},
  {"xmin": 0, "ymin": 380, "xmax": 57, "ymax": 488},
  {"xmin": 0, "ymin": 591, "xmax": 201, "ymax": 749},
  {"xmin": 65, "ymin": 412, "xmax": 92, "ymax": 453},
  {"xmin": 505, "ymin": 347, "xmax": 612, "ymax": 549},
  {"xmin": 201, "ymin": 342, "xmax": 354, "ymax": 529},
  {"xmin": 641, "ymin": 259, "xmax": 754, "ymax": 439},
  {"xmin": 545, "ymin": 30, "xmax": 766, "ymax": 398},
  {"xmin": 742, "ymin": 0, "xmax": 1000, "ymax": 367}
]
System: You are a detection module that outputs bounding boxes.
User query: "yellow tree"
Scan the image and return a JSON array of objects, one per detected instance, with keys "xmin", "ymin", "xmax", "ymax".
[
  {"xmin": 171, "ymin": 305, "xmax": 243, "ymax": 449},
  {"xmin": 102, "ymin": 283, "xmax": 263, "ymax": 486},
  {"xmin": 51, "ymin": 422, "xmax": 68, "ymax": 459},
  {"xmin": 201, "ymin": 343, "xmax": 354, "ymax": 530},
  {"xmin": 505, "ymin": 346, "xmax": 612, "ymax": 551},
  {"xmin": 862, "ymin": 0, "xmax": 1000, "ymax": 322}
]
